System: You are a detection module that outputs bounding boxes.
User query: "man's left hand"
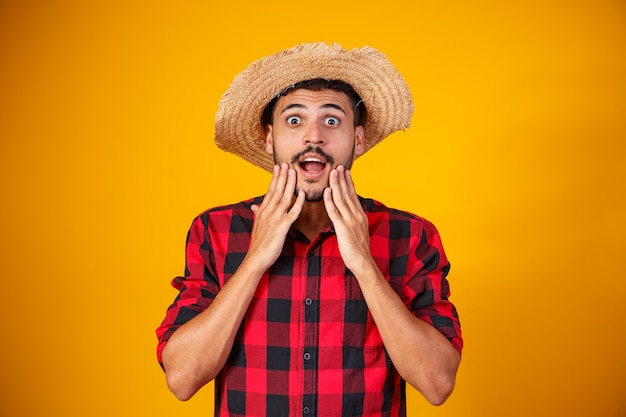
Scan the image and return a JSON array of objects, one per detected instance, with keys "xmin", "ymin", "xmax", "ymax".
[{"xmin": 323, "ymin": 165, "xmax": 374, "ymax": 275}]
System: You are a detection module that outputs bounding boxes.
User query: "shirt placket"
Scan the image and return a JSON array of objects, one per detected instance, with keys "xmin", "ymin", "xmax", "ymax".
[{"xmin": 301, "ymin": 238, "xmax": 322, "ymax": 417}]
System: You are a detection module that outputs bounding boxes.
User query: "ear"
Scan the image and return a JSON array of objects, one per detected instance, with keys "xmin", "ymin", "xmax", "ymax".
[
  {"xmin": 265, "ymin": 125, "xmax": 274, "ymax": 155},
  {"xmin": 354, "ymin": 125, "xmax": 365, "ymax": 157}
]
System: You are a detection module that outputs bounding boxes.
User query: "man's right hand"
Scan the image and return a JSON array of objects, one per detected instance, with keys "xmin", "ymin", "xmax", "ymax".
[{"xmin": 248, "ymin": 163, "xmax": 305, "ymax": 271}]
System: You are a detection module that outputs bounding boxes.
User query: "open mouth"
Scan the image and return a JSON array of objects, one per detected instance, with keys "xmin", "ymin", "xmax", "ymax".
[
  {"xmin": 299, "ymin": 157, "xmax": 327, "ymax": 173},
  {"xmin": 291, "ymin": 147, "xmax": 334, "ymax": 177}
]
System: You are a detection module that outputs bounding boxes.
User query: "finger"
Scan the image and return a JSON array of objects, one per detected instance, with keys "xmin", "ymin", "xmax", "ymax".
[
  {"xmin": 334, "ymin": 165, "xmax": 349, "ymax": 193},
  {"xmin": 335, "ymin": 166, "xmax": 362, "ymax": 215},
  {"xmin": 344, "ymin": 169, "xmax": 357, "ymax": 196},
  {"xmin": 265, "ymin": 163, "xmax": 289, "ymax": 207},
  {"xmin": 286, "ymin": 189, "xmax": 306, "ymax": 220},
  {"xmin": 323, "ymin": 187, "xmax": 341, "ymax": 223},
  {"xmin": 342, "ymin": 169, "xmax": 362, "ymax": 209},
  {"xmin": 329, "ymin": 167, "xmax": 350, "ymax": 213},
  {"xmin": 279, "ymin": 167, "xmax": 297, "ymax": 207},
  {"xmin": 276, "ymin": 162, "xmax": 290, "ymax": 189},
  {"xmin": 263, "ymin": 165, "xmax": 280, "ymax": 203}
]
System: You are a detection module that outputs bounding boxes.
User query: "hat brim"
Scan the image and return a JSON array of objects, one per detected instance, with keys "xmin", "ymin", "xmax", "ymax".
[{"xmin": 215, "ymin": 43, "xmax": 414, "ymax": 172}]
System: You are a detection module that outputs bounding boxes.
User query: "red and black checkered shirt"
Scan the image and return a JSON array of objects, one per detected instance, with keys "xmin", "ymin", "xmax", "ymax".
[{"xmin": 157, "ymin": 196, "xmax": 462, "ymax": 417}]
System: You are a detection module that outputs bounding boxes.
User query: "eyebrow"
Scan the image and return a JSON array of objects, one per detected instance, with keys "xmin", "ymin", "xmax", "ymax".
[{"xmin": 279, "ymin": 102, "xmax": 347, "ymax": 116}]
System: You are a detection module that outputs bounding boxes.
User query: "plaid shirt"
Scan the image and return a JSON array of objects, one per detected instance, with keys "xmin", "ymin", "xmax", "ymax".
[{"xmin": 157, "ymin": 196, "xmax": 462, "ymax": 417}]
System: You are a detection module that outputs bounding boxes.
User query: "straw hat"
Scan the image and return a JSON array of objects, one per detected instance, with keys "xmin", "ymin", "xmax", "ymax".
[{"xmin": 215, "ymin": 42, "xmax": 414, "ymax": 172}]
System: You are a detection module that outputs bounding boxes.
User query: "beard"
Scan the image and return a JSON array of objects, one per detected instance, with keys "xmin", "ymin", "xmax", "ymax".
[
  {"xmin": 272, "ymin": 144, "xmax": 356, "ymax": 202},
  {"xmin": 299, "ymin": 185, "xmax": 325, "ymax": 203}
]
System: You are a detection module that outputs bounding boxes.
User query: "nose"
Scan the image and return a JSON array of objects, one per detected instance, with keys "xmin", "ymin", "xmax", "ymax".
[{"xmin": 303, "ymin": 122, "xmax": 325, "ymax": 146}]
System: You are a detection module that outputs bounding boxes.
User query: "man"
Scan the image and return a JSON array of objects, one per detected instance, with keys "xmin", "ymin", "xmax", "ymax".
[{"xmin": 157, "ymin": 43, "xmax": 462, "ymax": 416}]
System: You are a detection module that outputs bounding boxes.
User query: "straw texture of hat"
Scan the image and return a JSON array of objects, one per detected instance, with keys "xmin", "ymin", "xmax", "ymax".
[{"xmin": 215, "ymin": 42, "xmax": 414, "ymax": 172}]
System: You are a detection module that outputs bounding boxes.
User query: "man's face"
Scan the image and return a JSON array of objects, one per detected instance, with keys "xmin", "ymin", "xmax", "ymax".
[{"xmin": 265, "ymin": 88, "xmax": 365, "ymax": 202}]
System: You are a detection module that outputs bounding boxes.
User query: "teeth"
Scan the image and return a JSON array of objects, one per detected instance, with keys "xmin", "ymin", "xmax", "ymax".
[{"xmin": 303, "ymin": 158, "xmax": 323, "ymax": 163}]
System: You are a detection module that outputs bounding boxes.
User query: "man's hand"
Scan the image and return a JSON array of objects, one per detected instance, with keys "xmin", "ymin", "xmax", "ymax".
[
  {"xmin": 249, "ymin": 163, "xmax": 305, "ymax": 271},
  {"xmin": 323, "ymin": 165, "xmax": 374, "ymax": 275}
]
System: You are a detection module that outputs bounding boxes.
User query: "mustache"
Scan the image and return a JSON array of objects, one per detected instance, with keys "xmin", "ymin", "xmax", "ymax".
[{"xmin": 290, "ymin": 146, "xmax": 335, "ymax": 165}]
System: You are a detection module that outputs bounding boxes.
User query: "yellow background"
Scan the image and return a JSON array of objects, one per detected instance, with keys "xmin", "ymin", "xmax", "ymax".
[{"xmin": 1, "ymin": 0, "xmax": 625, "ymax": 416}]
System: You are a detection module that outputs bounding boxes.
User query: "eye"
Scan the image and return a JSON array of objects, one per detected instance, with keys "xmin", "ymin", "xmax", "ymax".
[
  {"xmin": 324, "ymin": 116, "xmax": 340, "ymax": 126},
  {"xmin": 286, "ymin": 116, "xmax": 301, "ymax": 125}
]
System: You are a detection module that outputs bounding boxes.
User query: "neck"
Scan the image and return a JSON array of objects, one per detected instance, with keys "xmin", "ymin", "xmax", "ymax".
[{"xmin": 294, "ymin": 200, "xmax": 331, "ymax": 242}]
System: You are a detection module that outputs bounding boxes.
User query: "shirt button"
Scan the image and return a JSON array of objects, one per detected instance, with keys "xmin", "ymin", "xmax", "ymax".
[
  {"xmin": 305, "ymin": 298, "xmax": 312, "ymax": 306},
  {"xmin": 303, "ymin": 406, "xmax": 310, "ymax": 414},
  {"xmin": 304, "ymin": 352, "xmax": 311, "ymax": 361}
]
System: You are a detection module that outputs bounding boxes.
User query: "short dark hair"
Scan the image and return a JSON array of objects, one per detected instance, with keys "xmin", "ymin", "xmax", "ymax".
[{"xmin": 261, "ymin": 78, "xmax": 367, "ymax": 129}]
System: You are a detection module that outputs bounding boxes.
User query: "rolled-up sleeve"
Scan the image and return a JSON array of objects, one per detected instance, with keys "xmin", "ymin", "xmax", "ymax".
[
  {"xmin": 155, "ymin": 214, "xmax": 220, "ymax": 366},
  {"xmin": 404, "ymin": 219, "xmax": 463, "ymax": 354}
]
